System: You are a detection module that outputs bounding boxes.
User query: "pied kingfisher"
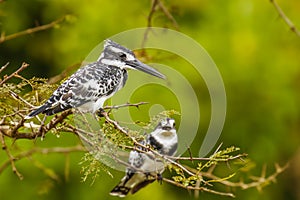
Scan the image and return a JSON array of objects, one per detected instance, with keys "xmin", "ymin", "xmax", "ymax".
[
  {"xmin": 25, "ymin": 40, "xmax": 165, "ymax": 119},
  {"xmin": 110, "ymin": 118, "xmax": 178, "ymax": 197}
]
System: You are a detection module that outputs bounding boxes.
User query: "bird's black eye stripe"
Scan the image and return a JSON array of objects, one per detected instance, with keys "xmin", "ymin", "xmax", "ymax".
[{"xmin": 119, "ymin": 53, "xmax": 127, "ymax": 60}]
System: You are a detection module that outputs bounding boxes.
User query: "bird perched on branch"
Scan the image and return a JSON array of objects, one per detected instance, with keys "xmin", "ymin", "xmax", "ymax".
[
  {"xmin": 25, "ymin": 40, "xmax": 165, "ymax": 119},
  {"xmin": 110, "ymin": 118, "xmax": 178, "ymax": 197}
]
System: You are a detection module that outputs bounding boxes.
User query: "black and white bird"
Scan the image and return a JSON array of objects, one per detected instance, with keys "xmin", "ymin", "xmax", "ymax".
[
  {"xmin": 25, "ymin": 40, "xmax": 165, "ymax": 119},
  {"xmin": 110, "ymin": 118, "xmax": 178, "ymax": 197}
]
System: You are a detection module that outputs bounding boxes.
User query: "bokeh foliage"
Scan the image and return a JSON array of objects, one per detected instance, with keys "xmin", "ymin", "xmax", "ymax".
[{"xmin": 1, "ymin": 0, "xmax": 300, "ymax": 200}]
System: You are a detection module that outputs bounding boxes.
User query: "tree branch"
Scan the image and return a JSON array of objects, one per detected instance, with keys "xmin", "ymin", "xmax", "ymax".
[
  {"xmin": 162, "ymin": 177, "xmax": 235, "ymax": 197},
  {"xmin": 169, "ymin": 153, "xmax": 247, "ymax": 162},
  {"xmin": 0, "ymin": 63, "xmax": 287, "ymax": 197},
  {"xmin": 101, "ymin": 113, "xmax": 196, "ymax": 176},
  {"xmin": 142, "ymin": 0, "xmax": 179, "ymax": 49},
  {"xmin": 0, "ymin": 62, "xmax": 9, "ymax": 75},
  {"xmin": 186, "ymin": 162, "xmax": 289, "ymax": 191},
  {"xmin": 0, "ymin": 16, "xmax": 67, "ymax": 44},
  {"xmin": 270, "ymin": 0, "xmax": 300, "ymax": 37},
  {"xmin": 0, "ymin": 145, "xmax": 85, "ymax": 176},
  {"xmin": 103, "ymin": 102, "xmax": 149, "ymax": 112},
  {"xmin": 0, "ymin": 62, "xmax": 29, "ymax": 86},
  {"xmin": 157, "ymin": 0, "xmax": 179, "ymax": 30},
  {"xmin": 0, "ymin": 110, "xmax": 73, "ymax": 139},
  {"xmin": 0, "ymin": 133, "xmax": 23, "ymax": 180}
]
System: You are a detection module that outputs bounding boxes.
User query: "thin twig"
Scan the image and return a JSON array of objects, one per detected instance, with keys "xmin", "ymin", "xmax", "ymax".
[
  {"xmin": 187, "ymin": 162, "xmax": 289, "ymax": 191},
  {"xmin": 101, "ymin": 113, "xmax": 196, "ymax": 176},
  {"xmin": 162, "ymin": 177, "xmax": 235, "ymax": 197},
  {"xmin": 213, "ymin": 142, "xmax": 223, "ymax": 155},
  {"xmin": 0, "ymin": 62, "xmax": 29, "ymax": 86},
  {"xmin": 0, "ymin": 145, "xmax": 85, "ymax": 175},
  {"xmin": 157, "ymin": 0, "xmax": 179, "ymax": 29},
  {"xmin": 0, "ymin": 62, "xmax": 9, "ymax": 74},
  {"xmin": 186, "ymin": 146, "xmax": 194, "ymax": 164},
  {"xmin": 1, "ymin": 110, "xmax": 73, "ymax": 139},
  {"xmin": 9, "ymin": 90, "xmax": 35, "ymax": 108},
  {"xmin": 141, "ymin": 0, "xmax": 159, "ymax": 49},
  {"xmin": 270, "ymin": 0, "xmax": 300, "ymax": 37},
  {"xmin": 0, "ymin": 133, "xmax": 23, "ymax": 180},
  {"xmin": 147, "ymin": 0, "xmax": 159, "ymax": 28},
  {"xmin": 101, "ymin": 112, "xmax": 130, "ymax": 137},
  {"xmin": 103, "ymin": 102, "xmax": 149, "ymax": 113},
  {"xmin": 0, "ymin": 16, "xmax": 67, "ymax": 43},
  {"xmin": 169, "ymin": 153, "xmax": 247, "ymax": 161},
  {"xmin": 142, "ymin": 0, "xmax": 179, "ymax": 49}
]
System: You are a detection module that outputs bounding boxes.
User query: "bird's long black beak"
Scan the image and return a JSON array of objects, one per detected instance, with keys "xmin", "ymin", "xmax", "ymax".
[
  {"xmin": 126, "ymin": 59, "xmax": 166, "ymax": 79},
  {"xmin": 162, "ymin": 126, "xmax": 172, "ymax": 131}
]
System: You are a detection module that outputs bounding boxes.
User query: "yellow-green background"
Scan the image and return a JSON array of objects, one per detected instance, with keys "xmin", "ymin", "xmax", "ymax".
[{"xmin": 1, "ymin": 0, "xmax": 300, "ymax": 199}]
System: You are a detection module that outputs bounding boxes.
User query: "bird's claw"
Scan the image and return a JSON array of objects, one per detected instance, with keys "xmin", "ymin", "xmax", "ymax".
[
  {"xmin": 156, "ymin": 173, "xmax": 163, "ymax": 184},
  {"xmin": 96, "ymin": 108, "xmax": 106, "ymax": 117}
]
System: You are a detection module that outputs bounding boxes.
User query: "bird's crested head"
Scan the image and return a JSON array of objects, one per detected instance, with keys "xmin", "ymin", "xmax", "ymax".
[
  {"xmin": 155, "ymin": 118, "xmax": 176, "ymax": 137},
  {"xmin": 98, "ymin": 40, "xmax": 166, "ymax": 79}
]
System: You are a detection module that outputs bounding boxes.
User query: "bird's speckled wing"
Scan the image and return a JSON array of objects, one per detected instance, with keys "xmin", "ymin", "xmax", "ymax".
[{"xmin": 28, "ymin": 62, "xmax": 126, "ymax": 117}]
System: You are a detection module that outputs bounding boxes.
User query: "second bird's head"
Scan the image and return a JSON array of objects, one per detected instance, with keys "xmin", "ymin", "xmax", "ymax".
[
  {"xmin": 154, "ymin": 118, "xmax": 177, "ymax": 137},
  {"xmin": 98, "ymin": 40, "xmax": 166, "ymax": 79}
]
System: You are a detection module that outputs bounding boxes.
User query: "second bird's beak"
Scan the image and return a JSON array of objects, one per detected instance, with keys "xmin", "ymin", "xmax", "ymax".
[
  {"xmin": 126, "ymin": 59, "xmax": 166, "ymax": 79},
  {"xmin": 162, "ymin": 125, "xmax": 172, "ymax": 131}
]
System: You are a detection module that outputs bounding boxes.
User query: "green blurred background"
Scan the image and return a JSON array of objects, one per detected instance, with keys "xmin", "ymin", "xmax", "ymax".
[{"xmin": 1, "ymin": 0, "xmax": 300, "ymax": 199}]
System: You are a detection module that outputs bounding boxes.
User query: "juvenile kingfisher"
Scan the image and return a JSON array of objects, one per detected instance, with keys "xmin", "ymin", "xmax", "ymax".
[
  {"xmin": 110, "ymin": 118, "xmax": 178, "ymax": 197},
  {"xmin": 25, "ymin": 40, "xmax": 165, "ymax": 119}
]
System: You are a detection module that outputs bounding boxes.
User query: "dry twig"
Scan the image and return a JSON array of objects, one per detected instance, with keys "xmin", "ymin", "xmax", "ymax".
[
  {"xmin": 142, "ymin": 0, "xmax": 179, "ymax": 49},
  {"xmin": 0, "ymin": 145, "xmax": 85, "ymax": 176},
  {"xmin": 163, "ymin": 178, "xmax": 235, "ymax": 197},
  {"xmin": 0, "ymin": 65, "xmax": 288, "ymax": 197},
  {"xmin": 0, "ymin": 62, "xmax": 29, "ymax": 86},
  {"xmin": 169, "ymin": 153, "xmax": 247, "ymax": 162},
  {"xmin": 270, "ymin": 0, "xmax": 300, "ymax": 37},
  {"xmin": 0, "ymin": 16, "xmax": 67, "ymax": 43},
  {"xmin": 0, "ymin": 133, "xmax": 23, "ymax": 180},
  {"xmin": 103, "ymin": 102, "xmax": 149, "ymax": 111},
  {"xmin": 0, "ymin": 110, "xmax": 73, "ymax": 139},
  {"xmin": 0, "ymin": 62, "xmax": 9, "ymax": 74}
]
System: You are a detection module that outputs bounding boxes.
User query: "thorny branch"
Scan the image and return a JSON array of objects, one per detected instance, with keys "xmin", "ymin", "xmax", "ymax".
[
  {"xmin": 186, "ymin": 162, "xmax": 289, "ymax": 193},
  {"xmin": 0, "ymin": 109, "xmax": 73, "ymax": 139},
  {"xmin": 0, "ymin": 144, "xmax": 85, "ymax": 179},
  {"xmin": 142, "ymin": 0, "xmax": 179, "ymax": 49},
  {"xmin": 99, "ymin": 113, "xmax": 287, "ymax": 197},
  {"xmin": 103, "ymin": 102, "xmax": 149, "ymax": 113},
  {"xmin": 0, "ymin": 62, "xmax": 10, "ymax": 74},
  {"xmin": 156, "ymin": 0, "xmax": 179, "ymax": 29},
  {"xmin": 0, "ymin": 64, "xmax": 287, "ymax": 197},
  {"xmin": 0, "ymin": 62, "xmax": 29, "ymax": 86},
  {"xmin": 163, "ymin": 178, "xmax": 235, "ymax": 198},
  {"xmin": 270, "ymin": 0, "xmax": 300, "ymax": 37},
  {"xmin": 169, "ymin": 153, "xmax": 247, "ymax": 162},
  {"xmin": 0, "ymin": 133, "xmax": 23, "ymax": 180},
  {"xmin": 0, "ymin": 16, "xmax": 68, "ymax": 44},
  {"xmin": 100, "ymin": 111, "xmax": 197, "ymax": 176}
]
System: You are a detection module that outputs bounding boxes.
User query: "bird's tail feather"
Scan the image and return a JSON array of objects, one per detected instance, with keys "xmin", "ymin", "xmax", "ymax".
[
  {"xmin": 24, "ymin": 104, "xmax": 48, "ymax": 119},
  {"xmin": 43, "ymin": 104, "xmax": 69, "ymax": 116},
  {"xmin": 25, "ymin": 104, "xmax": 71, "ymax": 119},
  {"xmin": 110, "ymin": 178, "xmax": 131, "ymax": 198},
  {"xmin": 110, "ymin": 175, "xmax": 155, "ymax": 197}
]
